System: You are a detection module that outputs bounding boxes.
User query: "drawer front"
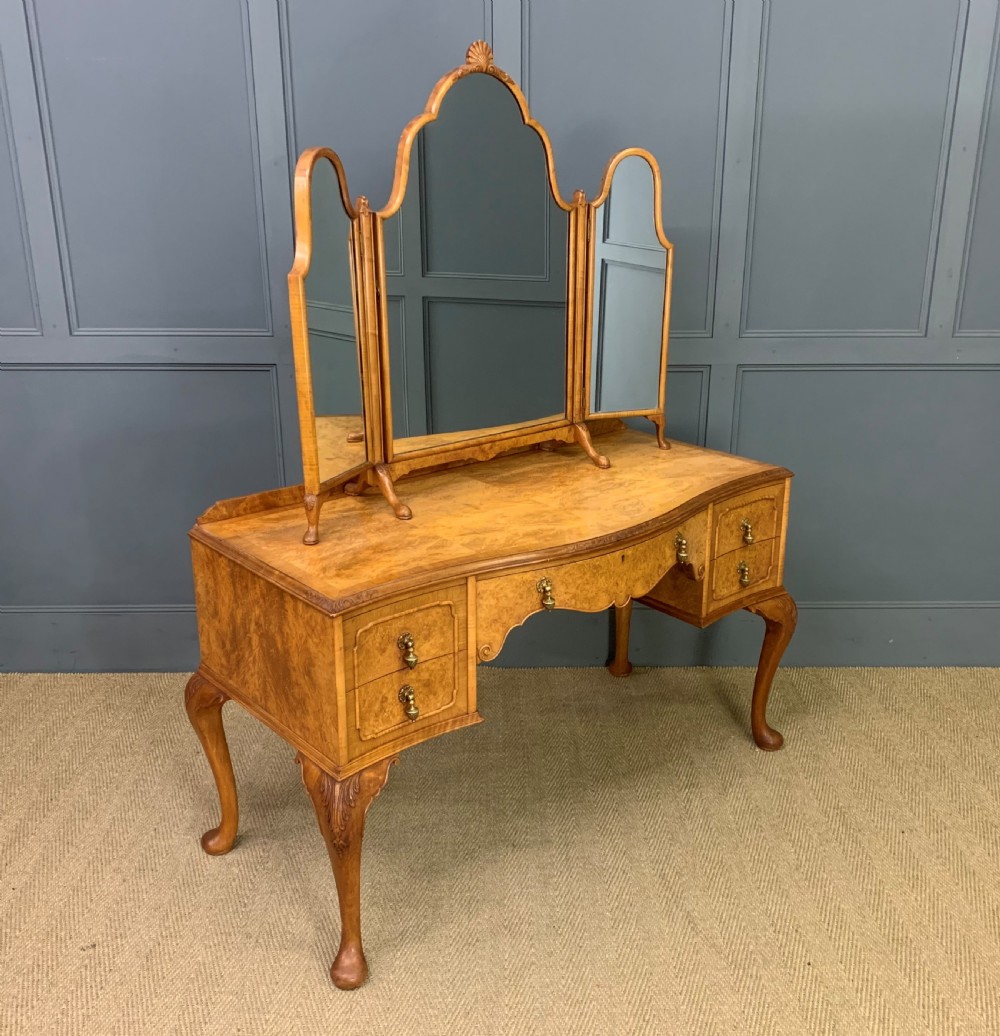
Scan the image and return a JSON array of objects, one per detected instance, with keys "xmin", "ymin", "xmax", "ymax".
[
  {"xmin": 712, "ymin": 486, "xmax": 783, "ymax": 558},
  {"xmin": 344, "ymin": 584, "xmax": 466, "ymax": 688},
  {"xmin": 347, "ymin": 652, "xmax": 468, "ymax": 755},
  {"xmin": 476, "ymin": 521, "xmax": 705, "ymax": 661},
  {"xmin": 711, "ymin": 539, "xmax": 779, "ymax": 602},
  {"xmin": 642, "ymin": 510, "xmax": 711, "ymax": 619}
]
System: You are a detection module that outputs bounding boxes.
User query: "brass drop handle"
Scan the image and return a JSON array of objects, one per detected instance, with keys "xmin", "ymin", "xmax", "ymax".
[
  {"xmin": 536, "ymin": 577, "xmax": 556, "ymax": 610},
  {"xmin": 741, "ymin": 518, "xmax": 754, "ymax": 546},
  {"xmin": 397, "ymin": 632, "xmax": 418, "ymax": 669},
  {"xmin": 738, "ymin": 560, "xmax": 751, "ymax": 588},
  {"xmin": 675, "ymin": 534, "xmax": 689, "ymax": 566},
  {"xmin": 398, "ymin": 685, "xmax": 419, "ymax": 721}
]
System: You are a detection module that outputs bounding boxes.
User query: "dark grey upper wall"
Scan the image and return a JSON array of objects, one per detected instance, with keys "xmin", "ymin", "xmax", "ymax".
[{"xmin": 2, "ymin": 0, "xmax": 999, "ymax": 671}]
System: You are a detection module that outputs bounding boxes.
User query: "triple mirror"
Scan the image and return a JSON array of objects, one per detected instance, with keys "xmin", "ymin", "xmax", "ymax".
[{"xmin": 290, "ymin": 42, "xmax": 673, "ymax": 544}]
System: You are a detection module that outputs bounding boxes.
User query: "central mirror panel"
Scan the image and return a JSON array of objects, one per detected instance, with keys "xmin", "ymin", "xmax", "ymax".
[{"xmin": 381, "ymin": 73, "xmax": 569, "ymax": 455}]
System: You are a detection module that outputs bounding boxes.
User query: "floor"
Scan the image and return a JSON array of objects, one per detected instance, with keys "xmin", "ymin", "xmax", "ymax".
[{"xmin": 2, "ymin": 667, "xmax": 998, "ymax": 1035}]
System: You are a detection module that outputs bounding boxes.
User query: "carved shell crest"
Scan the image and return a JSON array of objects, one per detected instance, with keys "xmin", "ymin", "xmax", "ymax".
[{"xmin": 465, "ymin": 40, "xmax": 494, "ymax": 69}]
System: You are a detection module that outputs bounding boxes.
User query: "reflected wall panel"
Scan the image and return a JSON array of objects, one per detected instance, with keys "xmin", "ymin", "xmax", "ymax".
[
  {"xmin": 419, "ymin": 73, "xmax": 551, "ymax": 279},
  {"xmin": 423, "ymin": 298, "xmax": 565, "ymax": 432}
]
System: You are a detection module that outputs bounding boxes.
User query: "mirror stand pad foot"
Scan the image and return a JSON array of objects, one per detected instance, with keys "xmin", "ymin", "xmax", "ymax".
[
  {"xmin": 650, "ymin": 416, "xmax": 671, "ymax": 450},
  {"xmin": 374, "ymin": 464, "xmax": 412, "ymax": 520},
  {"xmin": 572, "ymin": 423, "xmax": 611, "ymax": 469},
  {"xmin": 303, "ymin": 494, "xmax": 323, "ymax": 545}
]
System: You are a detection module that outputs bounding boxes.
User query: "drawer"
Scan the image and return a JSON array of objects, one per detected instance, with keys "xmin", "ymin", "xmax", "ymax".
[
  {"xmin": 711, "ymin": 538, "xmax": 779, "ymax": 603},
  {"xmin": 346, "ymin": 651, "xmax": 468, "ymax": 756},
  {"xmin": 712, "ymin": 485, "xmax": 783, "ymax": 558},
  {"xmin": 344, "ymin": 584, "xmax": 466, "ymax": 688},
  {"xmin": 476, "ymin": 519, "xmax": 707, "ymax": 661}
]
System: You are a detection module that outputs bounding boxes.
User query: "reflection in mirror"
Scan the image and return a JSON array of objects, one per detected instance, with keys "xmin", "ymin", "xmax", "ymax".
[
  {"xmin": 383, "ymin": 73, "xmax": 568, "ymax": 454},
  {"xmin": 305, "ymin": 162, "xmax": 365, "ymax": 482},
  {"xmin": 590, "ymin": 155, "xmax": 667, "ymax": 415}
]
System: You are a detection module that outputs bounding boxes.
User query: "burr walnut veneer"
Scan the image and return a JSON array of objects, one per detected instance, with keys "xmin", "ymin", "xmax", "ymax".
[
  {"xmin": 185, "ymin": 427, "xmax": 797, "ymax": 989},
  {"xmin": 183, "ymin": 41, "xmax": 798, "ymax": 991}
]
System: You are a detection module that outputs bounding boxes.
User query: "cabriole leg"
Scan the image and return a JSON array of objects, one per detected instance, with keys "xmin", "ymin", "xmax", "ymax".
[
  {"xmin": 183, "ymin": 668, "xmax": 239, "ymax": 855},
  {"xmin": 745, "ymin": 592, "xmax": 798, "ymax": 751},
  {"xmin": 297, "ymin": 754, "xmax": 397, "ymax": 990},
  {"xmin": 608, "ymin": 601, "xmax": 634, "ymax": 677}
]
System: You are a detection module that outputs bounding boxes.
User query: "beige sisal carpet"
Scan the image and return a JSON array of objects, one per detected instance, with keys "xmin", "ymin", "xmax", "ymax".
[{"xmin": 2, "ymin": 668, "xmax": 999, "ymax": 1035}]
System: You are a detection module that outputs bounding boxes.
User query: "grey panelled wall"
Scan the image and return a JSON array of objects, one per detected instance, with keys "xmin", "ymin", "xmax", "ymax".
[
  {"xmin": 0, "ymin": 0, "xmax": 298, "ymax": 671},
  {"xmin": 1, "ymin": 0, "xmax": 998, "ymax": 671}
]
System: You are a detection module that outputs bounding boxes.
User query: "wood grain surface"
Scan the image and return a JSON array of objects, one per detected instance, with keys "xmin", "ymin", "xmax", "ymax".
[
  {"xmin": 192, "ymin": 429, "xmax": 790, "ymax": 615},
  {"xmin": 297, "ymin": 753, "xmax": 398, "ymax": 989},
  {"xmin": 711, "ymin": 485, "xmax": 783, "ymax": 557},
  {"xmin": 190, "ymin": 540, "xmax": 344, "ymax": 766},
  {"xmin": 476, "ymin": 525, "xmax": 687, "ymax": 661},
  {"xmin": 179, "ymin": 38, "xmax": 804, "ymax": 996},
  {"xmin": 344, "ymin": 583, "xmax": 466, "ymax": 688},
  {"xmin": 315, "ymin": 415, "xmax": 367, "ymax": 483},
  {"xmin": 710, "ymin": 539, "xmax": 780, "ymax": 603},
  {"xmin": 348, "ymin": 652, "xmax": 467, "ymax": 752}
]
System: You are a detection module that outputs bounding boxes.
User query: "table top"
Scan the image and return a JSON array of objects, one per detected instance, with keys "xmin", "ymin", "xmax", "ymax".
[{"xmin": 193, "ymin": 429, "xmax": 789, "ymax": 613}]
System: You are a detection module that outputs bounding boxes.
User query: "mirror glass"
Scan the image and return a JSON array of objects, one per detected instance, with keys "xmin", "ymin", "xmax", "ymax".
[
  {"xmin": 590, "ymin": 155, "xmax": 667, "ymax": 414},
  {"xmin": 383, "ymin": 73, "xmax": 569, "ymax": 454},
  {"xmin": 305, "ymin": 162, "xmax": 366, "ymax": 482}
]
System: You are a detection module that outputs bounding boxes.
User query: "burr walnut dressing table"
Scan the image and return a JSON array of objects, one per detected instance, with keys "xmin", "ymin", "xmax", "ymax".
[{"xmin": 184, "ymin": 43, "xmax": 797, "ymax": 991}]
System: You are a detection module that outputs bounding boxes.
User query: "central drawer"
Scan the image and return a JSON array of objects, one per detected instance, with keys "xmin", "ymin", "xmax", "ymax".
[{"xmin": 475, "ymin": 524, "xmax": 695, "ymax": 661}]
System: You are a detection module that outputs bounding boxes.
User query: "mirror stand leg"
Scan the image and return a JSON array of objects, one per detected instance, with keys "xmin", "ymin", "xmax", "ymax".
[
  {"xmin": 608, "ymin": 601, "xmax": 634, "ymax": 677},
  {"xmin": 303, "ymin": 493, "xmax": 323, "ymax": 545},
  {"xmin": 184, "ymin": 668, "xmax": 239, "ymax": 855},
  {"xmin": 373, "ymin": 464, "xmax": 412, "ymax": 520},
  {"xmin": 344, "ymin": 465, "xmax": 382, "ymax": 497},
  {"xmin": 745, "ymin": 591, "xmax": 798, "ymax": 751},
  {"xmin": 572, "ymin": 423, "xmax": 611, "ymax": 469},
  {"xmin": 650, "ymin": 416, "xmax": 671, "ymax": 450},
  {"xmin": 297, "ymin": 754, "xmax": 398, "ymax": 990}
]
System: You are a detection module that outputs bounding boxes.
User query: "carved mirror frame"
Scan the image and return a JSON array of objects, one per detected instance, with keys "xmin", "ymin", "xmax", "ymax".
[
  {"xmin": 288, "ymin": 42, "xmax": 673, "ymax": 545},
  {"xmin": 584, "ymin": 147, "xmax": 674, "ymax": 447}
]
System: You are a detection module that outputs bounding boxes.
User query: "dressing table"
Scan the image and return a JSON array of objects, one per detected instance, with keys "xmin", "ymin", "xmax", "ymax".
[{"xmin": 183, "ymin": 43, "xmax": 797, "ymax": 990}]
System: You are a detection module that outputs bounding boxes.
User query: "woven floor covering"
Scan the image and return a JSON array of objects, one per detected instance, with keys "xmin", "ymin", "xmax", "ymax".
[{"xmin": 2, "ymin": 668, "xmax": 999, "ymax": 1036}]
